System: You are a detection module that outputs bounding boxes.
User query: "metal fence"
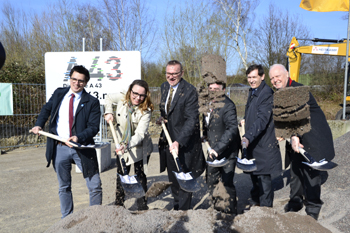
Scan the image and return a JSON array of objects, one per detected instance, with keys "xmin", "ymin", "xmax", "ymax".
[{"xmin": 0, "ymin": 84, "xmax": 249, "ymax": 151}]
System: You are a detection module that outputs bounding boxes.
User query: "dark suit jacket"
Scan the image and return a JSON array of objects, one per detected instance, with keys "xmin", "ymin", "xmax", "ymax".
[
  {"xmin": 158, "ymin": 79, "xmax": 205, "ymax": 178},
  {"xmin": 244, "ymin": 80, "xmax": 282, "ymax": 175},
  {"xmin": 203, "ymin": 95, "xmax": 240, "ymax": 160},
  {"xmin": 35, "ymin": 87, "xmax": 101, "ymax": 179},
  {"xmin": 285, "ymin": 80, "xmax": 335, "ymax": 163}
]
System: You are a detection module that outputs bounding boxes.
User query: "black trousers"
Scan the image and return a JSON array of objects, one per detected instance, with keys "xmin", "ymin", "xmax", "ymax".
[
  {"xmin": 206, "ymin": 156, "xmax": 237, "ymax": 214},
  {"xmin": 165, "ymin": 149, "xmax": 193, "ymax": 210},
  {"xmin": 250, "ymin": 174, "xmax": 273, "ymax": 207},
  {"xmin": 115, "ymin": 155, "xmax": 149, "ymax": 205},
  {"xmin": 288, "ymin": 153, "xmax": 323, "ymax": 215}
]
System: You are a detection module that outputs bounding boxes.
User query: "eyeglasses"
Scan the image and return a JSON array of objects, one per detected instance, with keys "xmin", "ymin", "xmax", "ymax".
[
  {"xmin": 131, "ymin": 90, "xmax": 147, "ymax": 99},
  {"xmin": 166, "ymin": 71, "xmax": 182, "ymax": 76},
  {"xmin": 70, "ymin": 78, "xmax": 85, "ymax": 84}
]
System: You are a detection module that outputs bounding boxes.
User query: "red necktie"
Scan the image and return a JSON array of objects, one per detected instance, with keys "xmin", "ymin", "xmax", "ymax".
[{"xmin": 69, "ymin": 94, "xmax": 75, "ymax": 137}]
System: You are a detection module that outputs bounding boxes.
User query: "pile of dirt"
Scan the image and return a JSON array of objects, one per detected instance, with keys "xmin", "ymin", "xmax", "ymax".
[
  {"xmin": 45, "ymin": 132, "xmax": 350, "ymax": 233},
  {"xmin": 45, "ymin": 205, "xmax": 331, "ymax": 233}
]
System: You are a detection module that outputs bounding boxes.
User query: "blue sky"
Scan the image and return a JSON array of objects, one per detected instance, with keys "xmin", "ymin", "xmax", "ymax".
[
  {"xmin": 0, "ymin": 0, "xmax": 348, "ymax": 73},
  {"xmin": 1, "ymin": 0, "xmax": 347, "ymax": 39}
]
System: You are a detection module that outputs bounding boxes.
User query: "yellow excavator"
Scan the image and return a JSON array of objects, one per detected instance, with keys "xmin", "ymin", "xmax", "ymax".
[{"xmin": 286, "ymin": 37, "xmax": 350, "ymax": 120}]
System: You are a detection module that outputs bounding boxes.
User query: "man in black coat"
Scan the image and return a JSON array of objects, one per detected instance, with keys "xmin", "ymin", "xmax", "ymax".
[
  {"xmin": 157, "ymin": 60, "xmax": 206, "ymax": 210},
  {"xmin": 241, "ymin": 64, "xmax": 282, "ymax": 208},
  {"xmin": 203, "ymin": 82, "xmax": 240, "ymax": 214},
  {"xmin": 269, "ymin": 64, "xmax": 335, "ymax": 220},
  {"xmin": 31, "ymin": 65, "xmax": 102, "ymax": 218}
]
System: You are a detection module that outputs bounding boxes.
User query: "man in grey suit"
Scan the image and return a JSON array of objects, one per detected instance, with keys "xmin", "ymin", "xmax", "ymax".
[
  {"xmin": 158, "ymin": 60, "xmax": 206, "ymax": 210},
  {"xmin": 203, "ymin": 81, "xmax": 240, "ymax": 214}
]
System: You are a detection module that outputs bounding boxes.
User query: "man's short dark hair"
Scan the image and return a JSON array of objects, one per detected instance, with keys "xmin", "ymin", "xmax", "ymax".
[
  {"xmin": 246, "ymin": 64, "xmax": 264, "ymax": 77},
  {"xmin": 209, "ymin": 81, "xmax": 226, "ymax": 89},
  {"xmin": 70, "ymin": 65, "xmax": 90, "ymax": 82},
  {"xmin": 166, "ymin": 60, "xmax": 183, "ymax": 71}
]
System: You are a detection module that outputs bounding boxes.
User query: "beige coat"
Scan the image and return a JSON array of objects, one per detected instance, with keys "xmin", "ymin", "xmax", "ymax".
[{"xmin": 105, "ymin": 91, "xmax": 153, "ymax": 174}]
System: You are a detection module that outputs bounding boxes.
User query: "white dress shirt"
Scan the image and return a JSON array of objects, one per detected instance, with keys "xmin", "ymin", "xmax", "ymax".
[{"xmin": 56, "ymin": 90, "xmax": 83, "ymax": 138}]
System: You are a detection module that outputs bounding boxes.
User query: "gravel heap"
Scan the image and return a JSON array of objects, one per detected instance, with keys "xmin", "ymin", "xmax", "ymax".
[{"xmin": 45, "ymin": 131, "xmax": 350, "ymax": 233}]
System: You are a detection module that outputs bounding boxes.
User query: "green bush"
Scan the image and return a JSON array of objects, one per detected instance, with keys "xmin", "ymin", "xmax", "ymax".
[{"xmin": 0, "ymin": 61, "xmax": 45, "ymax": 84}]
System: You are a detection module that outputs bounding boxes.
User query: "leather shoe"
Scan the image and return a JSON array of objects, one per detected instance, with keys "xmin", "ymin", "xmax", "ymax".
[
  {"xmin": 308, "ymin": 213, "xmax": 319, "ymax": 220},
  {"xmin": 243, "ymin": 203, "xmax": 260, "ymax": 213},
  {"xmin": 284, "ymin": 203, "xmax": 302, "ymax": 213}
]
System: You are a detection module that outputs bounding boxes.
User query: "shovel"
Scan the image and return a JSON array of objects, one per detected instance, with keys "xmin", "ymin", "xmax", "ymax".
[
  {"xmin": 286, "ymin": 139, "xmax": 338, "ymax": 171},
  {"xmin": 161, "ymin": 121, "xmax": 201, "ymax": 192},
  {"xmin": 29, "ymin": 130, "xmax": 109, "ymax": 149},
  {"xmin": 236, "ymin": 122, "xmax": 257, "ymax": 172},
  {"xmin": 204, "ymin": 140, "xmax": 230, "ymax": 167},
  {"xmin": 108, "ymin": 121, "xmax": 145, "ymax": 198}
]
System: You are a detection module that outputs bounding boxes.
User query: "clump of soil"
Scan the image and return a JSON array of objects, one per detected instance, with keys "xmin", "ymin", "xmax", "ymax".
[
  {"xmin": 273, "ymin": 86, "xmax": 312, "ymax": 138},
  {"xmin": 198, "ymin": 54, "xmax": 227, "ymax": 115},
  {"xmin": 145, "ymin": 181, "xmax": 172, "ymax": 198},
  {"xmin": 212, "ymin": 180, "xmax": 231, "ymax": 213},
  {"xmin": 201, "ymin": 54, "xmax": 226, "ymax": 84}
]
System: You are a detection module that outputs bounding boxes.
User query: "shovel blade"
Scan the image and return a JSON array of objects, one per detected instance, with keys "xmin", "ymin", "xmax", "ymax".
[
  {"xmin": 302, "ymin": 161, "xmax": 338, "ymax": 171},
  {"xmin": 118, "ymin": 174, "xmax": 145, "ymax": 198},
  {"xmin": 236, "ymin": 162, "xmax": 257, "ymax": 172},
  {"xmin": 206, "ymin": 158, "xmax": 230, "ymax": 167},
  {"xmin": 173, "ymin": 171, "xmax": 201, "ymax": 193}
]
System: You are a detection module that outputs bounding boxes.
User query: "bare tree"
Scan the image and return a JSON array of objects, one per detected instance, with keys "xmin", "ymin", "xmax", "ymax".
[
  {"xmin": 162, "ymin": 0, "xmax": 233, "ymax": 85},
  {"xmin": 100, "ymin": 0, "xmax": 157, "ymax": 59},
  {"xmin": 0, "ymin": 2, "xmax": 31, "ymax": 64},
  {"xmin": 251, "ymin": 4, "xmax": 311, "ymax": 70},
  {"xmin": 214, "ymin": 0, "xmax": 259, "ymax": 70}
]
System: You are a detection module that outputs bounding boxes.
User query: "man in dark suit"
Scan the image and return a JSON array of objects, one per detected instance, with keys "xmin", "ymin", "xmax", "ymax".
[
  {"xmin": 241, "ymin": 64, "xmax": 282, "ymax": 208},
  {"xmin": 269, "ymin": 64, "xmax": 335, "ymax": 220},
  {"xmin": 31, "ymin": 65, "xmax": 102, "ymax": 218},
  {"xmin": 157, "ymin": 60, "xmax": 206, "ymax": 210},
  {"xmin": 203, "ymin": 82, "xmax": 240, "ymax": 214}
]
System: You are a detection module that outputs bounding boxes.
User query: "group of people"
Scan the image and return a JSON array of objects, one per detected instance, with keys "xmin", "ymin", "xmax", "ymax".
[{"xmin": 31, "ymin": 60, "xmax": 335, "ymax": 221}]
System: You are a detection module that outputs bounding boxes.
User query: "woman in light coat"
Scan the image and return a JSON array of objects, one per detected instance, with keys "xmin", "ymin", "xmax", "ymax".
[{"xmin": 104, "ymin": 79, "xmax": 154, "ymax": 210}]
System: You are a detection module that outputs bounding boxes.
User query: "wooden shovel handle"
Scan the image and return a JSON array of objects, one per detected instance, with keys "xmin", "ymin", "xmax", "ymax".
[
  {"xmin": 161, "ymin": 121, "xmax": 180, "ymax": 171},
  {"xmin": 29, "ymin": 130, "xmax": 79, "ymax": 147},
  {"xmin": 241, "ymin": 121, "xmax": 245, "ymax": 135},
  {"xmin": 204, "ymin": 140, "xmax": 211, "ymax": 150},
  {"xmin": 108, "ymin": 120, "xmax": 126, "ymax": 174}
]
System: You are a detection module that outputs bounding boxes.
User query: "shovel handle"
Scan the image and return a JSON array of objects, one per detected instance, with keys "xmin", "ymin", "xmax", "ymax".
[
  {"xmin": 161, "ymin": 121, "xmax": 180, "ymax": 171},
  {"xmin": 29, "ymin": 130, "xmax": 80, "ymax": 147},
  {"xmin": 204, "ymin": 140, "xmax": 211, "ymax": 151},
  {"xmin": 120, "ymin": 157, "xmax": 129, "ymax": 176},
  {"xmin": 286, "ymin": 138, "xmax": 313, "ymax": 163},
  {"xmin": 241, "ymin": 121, "xmax": 245, "ymax": 135},
  {"xmin": 108, "ymin": 120, "xmax": 127, "ymax": 173},
  {"xmin": 240, "ymin": 121, "xmax": 248, "ymax": 159}
]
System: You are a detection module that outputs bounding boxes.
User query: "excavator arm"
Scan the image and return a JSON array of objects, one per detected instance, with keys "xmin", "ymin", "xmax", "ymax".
[
  {"xmin": 287, "ymin": 37, "xmax": 350, "ymax": 82},
  {"xmin": 286, "ymin": 37, "xmax": 350, "ymax": 119}
]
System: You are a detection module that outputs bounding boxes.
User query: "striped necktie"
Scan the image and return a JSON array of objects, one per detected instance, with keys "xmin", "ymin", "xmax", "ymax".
[{"xmin": 166, "ymin": 87, "xmax": 174, "ymax": 114}]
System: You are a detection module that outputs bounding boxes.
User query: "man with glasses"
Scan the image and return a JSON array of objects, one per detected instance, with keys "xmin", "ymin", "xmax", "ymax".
[
  {"xmin": 31, "ymin": 65, "xmax": 102, "ymax": 218},
  {"xmin": 157, "ymin": 60, "xmax": 205, "ymax": 210}
]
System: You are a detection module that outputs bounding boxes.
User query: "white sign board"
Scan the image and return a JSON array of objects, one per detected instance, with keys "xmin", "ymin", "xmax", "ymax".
[
  {"xmin": 45, "ymin": 51, "xmax": 141, "ymax": 104},
  {"xmin": 311, "ymin": 46, "xmax": 339, "ymax": 55}
]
